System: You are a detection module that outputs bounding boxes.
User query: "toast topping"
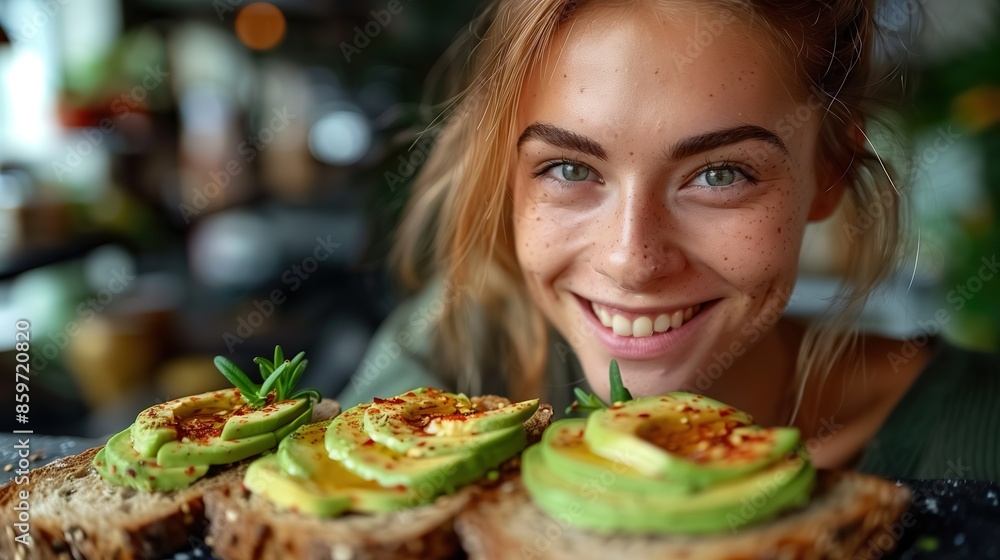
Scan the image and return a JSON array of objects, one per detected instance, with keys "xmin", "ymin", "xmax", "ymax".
[
  {"xmin": 243, "ymin": 388, "xmax": 538, "ymax": 517},
  {"xmin": 522, "ymin": 360, "xmax": 815, "ymax": 534},
  {"xmin": 94, "ymin": 345, "xmax": 321, "ymax": 491}
]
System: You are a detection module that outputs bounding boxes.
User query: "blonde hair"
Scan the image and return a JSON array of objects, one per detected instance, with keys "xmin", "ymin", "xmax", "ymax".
[{"xmin": 391, "ymin": 0, "xmax": 907, "ymax": 409}]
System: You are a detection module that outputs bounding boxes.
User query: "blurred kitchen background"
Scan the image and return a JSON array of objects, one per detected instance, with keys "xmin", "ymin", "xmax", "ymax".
[{"xmin": 0, "ymin": 0, "xmax": 997, "ymax": 437}]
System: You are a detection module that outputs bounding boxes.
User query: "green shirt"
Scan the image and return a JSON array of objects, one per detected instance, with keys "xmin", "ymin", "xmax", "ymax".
[
  {"xmin": 340, "ymin": 285, "xmax": 1000, "ymax": 482},
  {"xmin": 856, "ymin": 340, "xmax": 1000, "ymax": 481}
]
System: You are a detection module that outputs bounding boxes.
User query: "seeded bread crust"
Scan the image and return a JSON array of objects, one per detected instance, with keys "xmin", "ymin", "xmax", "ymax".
[
  {"xmin": 455, "ymin": 470, "xmax": 912, "ymax": 560},
  {"xmin": 205, "ymin": 400, "xmax": 554, "ymax": 560},
  {"xmin": 0, "ymin": 399, "xmax": 340, "ymax": 560}
]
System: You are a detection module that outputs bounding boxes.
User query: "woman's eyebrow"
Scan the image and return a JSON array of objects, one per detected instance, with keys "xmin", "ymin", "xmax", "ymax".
[
  {"xmin": 517, "ymin": 123, "xmax": 609, "ymax": 161},
  {"xmin": 669, "ymin": 125, "xmax": 790, "ymax": 160},
  {"xmin": 517, "ymin": 122, "xmax": 789, "ymax": 162}
]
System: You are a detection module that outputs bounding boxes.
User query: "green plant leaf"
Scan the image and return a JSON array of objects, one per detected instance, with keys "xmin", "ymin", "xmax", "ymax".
[
  {"xmin": 214, "ymin": 356, "xmax": 263, "ymax": 407},
  {"xmin": 566, "ymin": 386, "xmax": 608, "ymax": 414},
  {"xmin": 259, "ymin": 360, "xmax": 289, "ymax": 399},
  {"xmin": 253, "ymin": 357, "xmax": 275, "ymax": 382},
  {"xmin": 282, "ymin": 358, "xmax": 308, "ymax": 400},
  {"xmin": 273, "ymin": 345, "xmax": 284, "ymax": 372},
  {"xmin": 290, "ymin": 388, "xmax": 322, "ymax": 404},
  {"xmin": 277, "ymin": 351, "xmax": 306, "ymax": 399},
  {"xmin": 609, "ymin": 359, "xmax": 634, "ymax": 403}
]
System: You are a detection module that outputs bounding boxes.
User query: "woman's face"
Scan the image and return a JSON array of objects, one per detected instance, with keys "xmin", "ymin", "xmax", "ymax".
[{"xmin": 512, "ymin": 4, "xmax": 838, "ymax": 399}]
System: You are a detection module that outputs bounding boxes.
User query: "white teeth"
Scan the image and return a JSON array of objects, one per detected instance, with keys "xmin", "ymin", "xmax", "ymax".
[
  {"xmin": 592, "ymin": 303, "xmax": 614, "ymax": 328},
  {"xmin": 670, "ymin": 310, "xmax": 684, "ymax": 329},
  {"xmin": 590, "ymin": 301, "xmax": 704, "ymax": 338},
  {"xmin": 612, "ymin": 315, "xmax": 632, "ymax": 336},
  {"xmin": 633, "ymin": 316, "xmax": 653, "ymax": 337}
]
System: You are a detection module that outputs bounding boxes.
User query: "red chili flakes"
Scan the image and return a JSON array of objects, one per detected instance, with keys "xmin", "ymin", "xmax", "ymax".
[
  {"xmin": 175, "ymin": 408, "xmax": 227, "ymax": 441},
  {"xmin": 362, "ymin": 439, "xmax": 375, "ymax": 447},
  {"xmin": 638, "ymin": 413, "xmax": 651, "ymax": 418},
  {"xmin": 719, "ymin": 409, "xmax": 732, "ymax": 417},
  {"xmin": 126, "ymin": 468, "xmax": 137, "ymax": 478},
  {"xmin": 186, "ymin": 466, "xmax": 196, "ymax": 475}
]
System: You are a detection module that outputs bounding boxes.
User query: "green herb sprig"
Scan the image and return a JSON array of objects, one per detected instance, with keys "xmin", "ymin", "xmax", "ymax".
[
  {"xmin": 567, "ymin": 359, "xmax": 633, "ymax": 415},
  {"xmin": 213, "ymin": 345, "xmax": 322, "ymax": 408}
]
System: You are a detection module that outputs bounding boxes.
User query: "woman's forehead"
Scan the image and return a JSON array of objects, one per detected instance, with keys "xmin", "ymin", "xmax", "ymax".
[{"xmin": 516, "ymin": 2, "xmax": 810, "ymax": 154}]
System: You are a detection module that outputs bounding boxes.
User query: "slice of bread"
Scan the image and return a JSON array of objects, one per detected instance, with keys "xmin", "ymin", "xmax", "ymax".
[
  {"xmin": 456, "ymin": 470, "xmax": 912, "ymax": 560},
  {"xmin": 0, "ymin": 398, "xmax": 340, "ymax": 560},
  {"xmin": 205, "ymin": 401, "xmax": 554, "ymax": 560}
]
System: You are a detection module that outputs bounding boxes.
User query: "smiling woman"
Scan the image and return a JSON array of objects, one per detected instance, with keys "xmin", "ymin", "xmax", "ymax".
[{"xmin": 340, "ymin": 0, "xmax": 1000, "ymax": 481}]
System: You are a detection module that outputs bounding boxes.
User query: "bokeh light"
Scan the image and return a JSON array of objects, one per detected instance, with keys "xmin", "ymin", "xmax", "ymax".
[{"xmin": 234, "ymin": 2, "xmax": 286, "ymax": 51}]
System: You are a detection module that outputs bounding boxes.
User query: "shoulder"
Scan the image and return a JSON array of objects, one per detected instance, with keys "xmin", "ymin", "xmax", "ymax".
[
  {"xmin": 858, "ymin": 337, "xmax": 1000, "ymax": 481},
  {"xmin": 336, "ymin": 281, "xmax": 452, "ymax": 407}
]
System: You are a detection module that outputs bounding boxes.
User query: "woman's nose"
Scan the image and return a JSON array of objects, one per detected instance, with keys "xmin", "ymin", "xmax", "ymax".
[{"xmin": 591, "ymin": 189, "xmax": 686, "ymax": 291}]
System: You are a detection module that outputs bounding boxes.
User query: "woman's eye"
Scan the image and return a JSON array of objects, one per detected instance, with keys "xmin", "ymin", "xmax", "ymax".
[
  {"xmin": 536, "ymin": 161, "xmax": 596, "ymax": 183},
  {"xmin": 559, "ymin": 162, "xmax": 592, "ymax": 181},
  {"xmin": 692, "ymin": 165, "xmax": 752, "ymax": 189}
]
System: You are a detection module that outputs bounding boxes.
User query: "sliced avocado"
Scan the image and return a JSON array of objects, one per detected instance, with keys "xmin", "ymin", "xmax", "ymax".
[
  {"xmin": 245, "ymin": 454, "xmax": 351, "ymax": 517},
  {"xmin": 221, "ymin": 397, "xmax": 309, "ymax": 441},
  {"xmin": 278, "ymin": 421, "xmax": 333, "ymax": 479},
  {"xmin": 585, "ymin": 393, "xmax": 798, "ymax": 487},
  {"xmin": 538, "ymin": 419, "xmax": 693, "ymax": 496},
  {"xmin": 267, "ymin": 424, "xmax": 429, "ymax": 514},
  {"xmin": 273, "ymin": 403, "xmax": 314, "ymax": 442},
  {"xmin": 101, "ymin": 427, "xmax": 209, "ymax": 491},
  {"xmin": 326, "ymin": 402, "xmax": 528, "ymax": 492},
  {"xmin": 362, "ymin": 390, "xmax": 538, "ymax": 457},
  {"xmin": 93, "ymin": 448, "xmax": 129, "ymax": 486},
  {"xmin": 156, "ymin": 431, "xmax": 276, "ymax": 468},
  {"xmin": 522, "ymin": 444, "xmax": 815, "ymax": 534},
  {"xmin": 131, "ymin": 388, "xmax": 243, "ymax": 457}
]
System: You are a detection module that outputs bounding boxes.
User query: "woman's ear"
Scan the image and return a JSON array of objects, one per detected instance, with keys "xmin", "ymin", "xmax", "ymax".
[{"xmin": 808, "ymin": 124, "xmax": 862, "ymax": 222}]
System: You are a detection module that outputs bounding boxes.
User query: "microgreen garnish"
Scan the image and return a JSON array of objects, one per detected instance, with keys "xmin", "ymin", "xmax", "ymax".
[
  {"xmin": 567, "ymin": 359, "xmax": 633, "ymax": 414},
  {"xmin": 609, "ymin": 359, "xmax": 634, "ymax": 403},
  {"xmin": 214, "ymin": 345, "xmax": 322, "ymax": 408}
]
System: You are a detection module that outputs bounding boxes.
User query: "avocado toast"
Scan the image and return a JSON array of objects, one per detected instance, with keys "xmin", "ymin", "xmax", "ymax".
[
  {"xmin": 205, "ymin": 388, "xmax": 554, "ymax": 560},
  {"xmin": 0, "ymin": 346, "xmax": 332, "ymax": 560},
  {"xmin": 455, "ymin": 361, "xmax": 912, "ymax": 560}
]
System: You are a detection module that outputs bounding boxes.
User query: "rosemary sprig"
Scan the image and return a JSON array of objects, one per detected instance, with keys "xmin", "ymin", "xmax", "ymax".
[
  {"xmin": 566, "ymin": 359, "xmax": 633, "ymax": 415},
  {"xmin": 214, "ymin": 345, "xmax": 322, "ymax": 408}
]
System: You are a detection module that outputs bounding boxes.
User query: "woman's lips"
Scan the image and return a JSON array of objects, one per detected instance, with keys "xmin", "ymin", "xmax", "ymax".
[{"xmin": 574, "ymin": 295, "xmax": 717, "ymax": 360}]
